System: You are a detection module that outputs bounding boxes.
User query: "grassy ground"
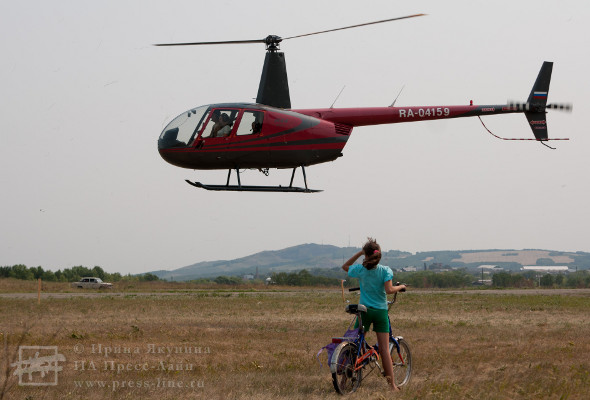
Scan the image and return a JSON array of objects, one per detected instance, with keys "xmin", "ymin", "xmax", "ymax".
[
  {"xmin": 0, "ymin": 278, "xmax": 267, "ymax": 293},
  {"xmin": 1, "ymin": 283, "xmax": 589, "ymax": 399}
]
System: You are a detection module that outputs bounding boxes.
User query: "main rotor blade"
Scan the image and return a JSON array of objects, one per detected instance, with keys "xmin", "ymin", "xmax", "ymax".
[
  {"xmin": 154, "ymin": 14, "xmax": 425, "ymax": 48},
  {"xmin": 283, "ymin": 14, "xmax": 426, "ymax": 41},
  {"xmin": 154, "ymin": 39, "xmax": 265, "ymax": 47}
]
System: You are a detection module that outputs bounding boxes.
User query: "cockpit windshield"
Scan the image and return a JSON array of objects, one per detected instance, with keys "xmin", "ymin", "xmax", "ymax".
[{"xmin": 158, "ymin": 105, "xmax": 209, "ymax": 149}]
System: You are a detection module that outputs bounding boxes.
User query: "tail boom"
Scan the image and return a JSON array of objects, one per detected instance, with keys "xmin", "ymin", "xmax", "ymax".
[
  {"xmin": 294, "ymin": 103, "xmax": 525, "ymax": 127},
  {"xmin": 294, "ymin": 61, "xmax": 568, "ymax": 143}
]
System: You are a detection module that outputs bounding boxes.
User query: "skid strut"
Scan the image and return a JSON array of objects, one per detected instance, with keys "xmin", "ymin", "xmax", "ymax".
[{"xmin": 185, "ymin": 166, "xmax": 322, "ymax": 193}]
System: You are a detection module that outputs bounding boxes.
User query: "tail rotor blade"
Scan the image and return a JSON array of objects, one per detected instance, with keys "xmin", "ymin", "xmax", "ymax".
[{"xmin": 547, "ymin": 103, "xmax": 573, "ymax": 112}]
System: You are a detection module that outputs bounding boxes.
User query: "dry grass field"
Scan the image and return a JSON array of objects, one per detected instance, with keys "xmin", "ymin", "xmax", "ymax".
[
  {"xmin": 1, "ymin": 281, "xmax": 589, "ymax": 399},
  {"xmin": 0, "ymin": 278, "xmax": 244, "ymax": 293}
]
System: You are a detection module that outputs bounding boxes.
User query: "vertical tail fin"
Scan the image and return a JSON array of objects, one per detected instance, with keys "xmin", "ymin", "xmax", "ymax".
[
  {"xmin": 525, "ymin": 62, "xmax": 553, "ymax": 140},
  {"xmin": 527, "ymin": 61, "xmax": 552, "ymax": 108},
  {"xmin": 524, "ymin": 111, "xmax": 548, "ymax": 140}
]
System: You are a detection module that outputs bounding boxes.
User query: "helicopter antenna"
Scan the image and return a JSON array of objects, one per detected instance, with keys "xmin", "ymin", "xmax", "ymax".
[
  {"xmin": 389, "ymin": 85, "xmax": 405, "ymax": 107},
  {"xmin": 330, "ymin": 86, "xmax": 346, "ymax": 109}
]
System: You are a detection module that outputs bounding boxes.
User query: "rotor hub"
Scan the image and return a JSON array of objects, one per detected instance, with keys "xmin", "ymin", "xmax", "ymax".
[{"xmin": 264, "ymin": 35, "xmax": 283, "ymax": 52}]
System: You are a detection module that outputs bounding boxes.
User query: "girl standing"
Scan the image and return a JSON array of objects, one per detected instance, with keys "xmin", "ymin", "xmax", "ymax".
[{"xmin": 342, "ymin": 238, "xmax": 407, "ymax": 392}]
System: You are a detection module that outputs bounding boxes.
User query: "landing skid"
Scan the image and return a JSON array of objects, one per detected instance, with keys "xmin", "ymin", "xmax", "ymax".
[{"xmin": 185, "ymin": 167, "xmax": 322, "ymax": 193}]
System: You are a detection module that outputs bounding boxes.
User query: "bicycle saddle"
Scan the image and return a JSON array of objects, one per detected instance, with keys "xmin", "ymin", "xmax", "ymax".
[{"xmin": 345, "ymin": 304, "xmax": 367, "ymax": 314}]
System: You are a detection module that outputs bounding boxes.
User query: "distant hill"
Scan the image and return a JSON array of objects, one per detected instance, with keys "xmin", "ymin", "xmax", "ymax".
[
  {"xmin": 150, "ymin": 244, "xmax": 590, "ymax": 281},
  {"xmin": 152, "ymin": 244, "xmax": 355, "ymax": 281}
]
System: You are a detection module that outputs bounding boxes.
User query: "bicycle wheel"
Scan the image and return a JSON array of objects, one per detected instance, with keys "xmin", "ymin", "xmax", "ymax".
[
  {"xmin": 390, "ymin": 338, "xmax": 412, "ymax": 387},
  {"xmin": 330, "ymin": 341, "xmax": 362, "ymax": 394}
]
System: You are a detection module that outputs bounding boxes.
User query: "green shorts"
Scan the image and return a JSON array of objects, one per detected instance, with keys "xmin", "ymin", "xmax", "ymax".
[{"xmin": 354, "ymin": 307, "xmax": 390, "ymax": 333}]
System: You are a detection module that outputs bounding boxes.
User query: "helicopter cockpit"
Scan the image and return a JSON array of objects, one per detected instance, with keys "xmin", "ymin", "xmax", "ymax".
[
  {"xmin": 201, "ymin": 109, "xmax": 239, "ymax": 138},
  {"xmin": 158, "ymin": 105, "xmax": 209, "ymax": 149},
  {"xmin": 158, "ymin": 105, "xmax": 265, "ymax": 149}
]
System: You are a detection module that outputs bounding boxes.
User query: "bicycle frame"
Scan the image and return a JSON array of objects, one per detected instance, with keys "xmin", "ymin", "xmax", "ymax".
[{"xmin": 350, "ymin": 312, "xmax": 380, "ymax": 372}]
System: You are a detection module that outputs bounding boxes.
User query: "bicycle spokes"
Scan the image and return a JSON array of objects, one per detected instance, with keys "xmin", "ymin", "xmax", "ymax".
[
  {"xmin": 396, "ymin": 351, "xmax": 406, "ymax": 366},
  {"xmin": 391, "ymin": 338, "xmax": 412, "ymax": 387},
  {"xmin": 331, "ymin": 342, "xmax": 362, "ymax": 394}
]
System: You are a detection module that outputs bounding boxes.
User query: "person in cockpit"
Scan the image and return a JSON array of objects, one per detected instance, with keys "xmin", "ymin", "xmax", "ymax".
[{"xmin": 216, "ymin": 113, "xmax": 232, "ymax": 137}]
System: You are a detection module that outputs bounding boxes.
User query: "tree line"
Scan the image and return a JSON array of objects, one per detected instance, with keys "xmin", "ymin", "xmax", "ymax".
[
  {"xmin": 492, "ymin": 271, "xmax": 590, "ymax": 288},
  {"xmin": 0, "ymin": 264, "xmax": 159, "ymax": 282},
  {"xmin": 187, "ymin": 270, "xmax": 352, "ymax": 287},
  {"xmin": 3, "ymin": 264, "xmax": 589, "ymax": 289},
  {"xmin": 268, "ymin": 269, "xmax": 589, "ymax": 289},
  {"xmin": 269, "ymin": 269, "xmax": 476, "ymax": 288}
]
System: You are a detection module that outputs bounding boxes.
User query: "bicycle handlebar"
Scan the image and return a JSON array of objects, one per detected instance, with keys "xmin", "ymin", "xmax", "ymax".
[
  {"xmin": 397, "ymin": 282, "xmax": 408, "ymax": 292},
  {"xmin": 342, "ymin": 281, "xmax": 408, "ymax": 305},
  {"xmin": 348, "ymin": 283, "xmax": 408, "ymax": 292},
  {"xmin": 341, "ymin": 281, "xmax": 410, "ymax": 304}
]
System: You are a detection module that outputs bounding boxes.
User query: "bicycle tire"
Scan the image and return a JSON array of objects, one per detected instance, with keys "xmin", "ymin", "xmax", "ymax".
[
  {"xmin": 330, "ymin": 341, "xmax": 362, "ymax": 394},
  {"xmin": 390, "ymin": 338, "xmax": 412, "ymax": 387}
]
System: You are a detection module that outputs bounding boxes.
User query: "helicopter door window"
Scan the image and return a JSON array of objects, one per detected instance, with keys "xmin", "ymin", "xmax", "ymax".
[
  {"xmin": 202, "ymin": 109, "xmax": 238, "ymax": 138},
  {"xmin": 236, "ymin": 111, "xmax": 264, "ymax": 136}
]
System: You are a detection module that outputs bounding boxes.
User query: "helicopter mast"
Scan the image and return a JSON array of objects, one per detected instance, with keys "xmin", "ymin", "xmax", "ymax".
[{"xmin": 256, "ymin": 35, "xmax": 291, "ymax": 109}]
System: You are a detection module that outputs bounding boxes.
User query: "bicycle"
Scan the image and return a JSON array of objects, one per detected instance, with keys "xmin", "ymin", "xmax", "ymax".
[{"xmin": 329, "ymin": 283, "xmax": 412, "ymax": 394}]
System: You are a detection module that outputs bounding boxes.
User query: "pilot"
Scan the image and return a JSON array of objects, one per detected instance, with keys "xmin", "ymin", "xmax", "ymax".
[
  {"xmin": 209, "ymin": 110, "xmax": 221, "ymax": 137},
  {"xmin": 217, "ymin": 113, "xmax": 232, "ymax": 137},
  {"xmin": 251, "ymin": 112, "xmax": 263, "ymax": 134},
  {"xmin": 251, "ymin": 121, "xmax": 262, "ymax": 134}
]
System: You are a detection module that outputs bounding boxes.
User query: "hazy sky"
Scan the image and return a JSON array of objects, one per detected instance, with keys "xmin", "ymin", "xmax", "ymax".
[{"xmin": 1, "ymin": 0, "xmax": 588, "ymax": 275}]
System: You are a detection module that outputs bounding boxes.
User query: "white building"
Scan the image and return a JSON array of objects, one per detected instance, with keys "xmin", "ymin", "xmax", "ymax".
[
  {"xmin": 521, "ymin": 266, "xmax": 568, "ymax": 273},
  {"xmin": 478, "ymin": 265, "xmax": 502, "ymax": 271}
]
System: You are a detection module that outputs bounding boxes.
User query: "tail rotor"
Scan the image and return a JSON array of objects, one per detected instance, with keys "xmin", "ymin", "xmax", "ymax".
[
  {"xmin": 481, "ymin": 62, "xmax": 571, "ymax": 148},
  {"xmin": 546, "ymin": 103, "xmax": 573, "ymax": 112},
  {"xmin": 513, "ymin": 62, "xmax": 571, "ymax": 143}
]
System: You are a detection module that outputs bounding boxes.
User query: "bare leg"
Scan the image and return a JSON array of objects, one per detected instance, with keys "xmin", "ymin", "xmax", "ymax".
[{"xmin": 376, "ymin": 331, "xmax": 400, "ymax": 391}]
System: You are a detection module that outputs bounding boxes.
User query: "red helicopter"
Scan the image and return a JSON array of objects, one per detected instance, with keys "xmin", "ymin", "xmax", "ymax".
[{"xmin": 156, "ymin": 14, "xmax": 571, "ymax": 193}]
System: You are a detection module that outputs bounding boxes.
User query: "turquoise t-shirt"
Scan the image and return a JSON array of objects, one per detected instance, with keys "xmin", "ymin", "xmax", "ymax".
[{"xmin": 348, "ymin": 264, "xmax": 393, "ymax": 310}]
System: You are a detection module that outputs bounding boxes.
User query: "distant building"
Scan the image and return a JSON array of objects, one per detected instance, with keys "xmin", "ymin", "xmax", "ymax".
[
  {"xmin": 478, "ymin": 265, "xmax": 499, "ymax": 270},
  {"xmin": 243, "ymin": 274, "xmax": 255, "ymax": 280},
  {"xmin": 402, "ymin": 267, "xmax": 417, "ymax": 272},
  {"xmin": 521, "ymin": 266, "xmax": 568, "ymax": 273}
]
